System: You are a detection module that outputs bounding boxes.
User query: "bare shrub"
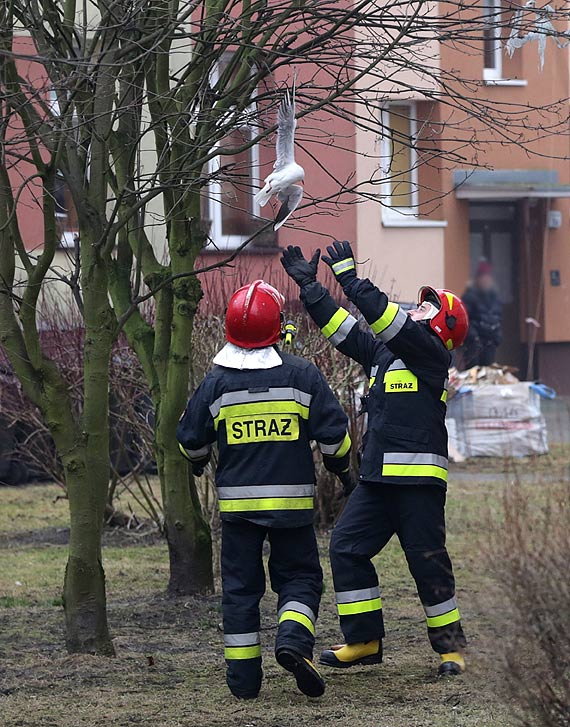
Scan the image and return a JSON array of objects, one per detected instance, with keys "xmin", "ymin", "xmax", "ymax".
[{"xmin": 488, "ymin": 478, "xmax": 570, "ymax": 727}]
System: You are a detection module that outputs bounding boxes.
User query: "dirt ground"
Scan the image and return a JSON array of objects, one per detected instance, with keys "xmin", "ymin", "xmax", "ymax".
[{"xmin": 1, "ymin": 455, "xmax": 553, "ymax": 727}]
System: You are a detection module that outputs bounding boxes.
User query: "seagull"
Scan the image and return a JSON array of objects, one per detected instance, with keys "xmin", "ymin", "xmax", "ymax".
[
  {"xmin": 254, "ymin": 86, "xmax": 304, "ymax": 231},
  {"xmin": 506, "ymin": 0, "xmax": 569, "ymax": 71}
]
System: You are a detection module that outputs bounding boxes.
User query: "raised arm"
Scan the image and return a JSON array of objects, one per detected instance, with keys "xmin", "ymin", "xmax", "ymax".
[
  {"xmin": 321, "ymin": 241, "xmax": 450, "ymax": 376},
  {"xmin": 280, "ymin": 245, "xmax": 380, "ymax": 375}
]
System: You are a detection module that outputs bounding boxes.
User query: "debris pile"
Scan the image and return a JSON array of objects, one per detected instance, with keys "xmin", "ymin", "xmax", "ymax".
[{"xmin": 446, "ymin": 365, "xmax": 550, "ymax": 459}]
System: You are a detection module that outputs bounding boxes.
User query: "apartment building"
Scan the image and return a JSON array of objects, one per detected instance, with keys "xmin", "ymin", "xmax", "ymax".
[{"xmin": 8, "ymin": 3, "xmax": 570, "ymax": 391}]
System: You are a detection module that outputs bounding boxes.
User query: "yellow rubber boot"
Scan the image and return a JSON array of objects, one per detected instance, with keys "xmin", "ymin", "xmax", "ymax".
[
  {"xmin": 320, "ymin": 640, "xmax": 382, "ymax": 668},
  {"xmin": 438, "ymin": 652, "xmax": 465, "ymax": 677}
]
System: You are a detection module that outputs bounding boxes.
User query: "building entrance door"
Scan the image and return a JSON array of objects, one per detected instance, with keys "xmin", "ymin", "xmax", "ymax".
[{"xmin": 469, "ymin": 203, "xmax": 524, "ymax": 373}]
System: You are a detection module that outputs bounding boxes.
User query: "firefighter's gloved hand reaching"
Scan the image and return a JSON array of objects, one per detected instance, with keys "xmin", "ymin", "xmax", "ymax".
[
  {"xmin": 280, "ymin": 246, "xmax": 321, "ymax": 287},
  {"xmin": 321, "ymin": 240, "xmax": 358, "ymax": 287}
]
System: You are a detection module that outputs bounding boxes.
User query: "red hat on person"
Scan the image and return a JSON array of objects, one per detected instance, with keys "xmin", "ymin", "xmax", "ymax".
[
  {"xmin": 418, "ymin": 286, "xmax": 469, "ymax": 351},
  {"xmin": 226, "ymin": 280, "xmax": 285, "ymax": 349},
  {"xmin": 476, "ymin": 259, "xmax": 493, "ymax": 277}
]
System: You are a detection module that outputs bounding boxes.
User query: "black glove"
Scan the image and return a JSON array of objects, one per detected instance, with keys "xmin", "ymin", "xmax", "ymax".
[
  {"xmin": 338, "ymin": 470, "xmax": 357, "ymax": 498},
  {"xmin": 280, "ymin": 246, "xmax": 320, "ymax": 288},
  {"xmin": 191, "ymin": 457, "xmax": 209, "ymax": 477},
  {"xmin": 321, "ymin": 240, "xmax": 357, "ymax": 287}
]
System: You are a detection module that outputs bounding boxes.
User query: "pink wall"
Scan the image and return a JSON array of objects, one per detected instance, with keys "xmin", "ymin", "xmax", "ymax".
[{"xmin": 6, "ymin": 36, "xmax": 49, "ymax": 252}]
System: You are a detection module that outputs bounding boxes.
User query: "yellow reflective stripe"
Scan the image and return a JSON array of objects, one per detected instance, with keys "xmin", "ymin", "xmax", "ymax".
[
  {"xmin": 278, "ymin": 610, "xmax": 315, "ymax": 635},
  {"xmin": 178, "ymin": 442, "xmax": 190, "ymax": 460},
  {"xmin": 321, "ymin": 308, "xmax": 350, "ymax": 339},
  {"xmin": 382, "ymin": 464, "xmax": 448, "ymax": 482},
  {"xmin": 370, "ymin": 302, "xmax": 399, "ymax": 335},
  {"xmin": 369, "ymin": 376, "xmax": 376, "ymax": 387},
  {"xmin": 224, "ymin": 645, "xmax": 262, "ymax": 660},
  {"xmin": 337, "ymin": 597, "xmax": 382, "ymax": 616},
  {"xmin": 214, "ymin": 401, "xmax": 310, "ymax": 429},
  {"xmin": 426, "ymin": 608, "xmax": 460, "ymax": 629},
  {"xmin": 219, "ymin": 497, "xmax": 314, "ymax": 512},
  {"xmin": 441, "ymin": 389, "xmax": 448, "ymax": 403},
  {"xmin": 335, "ymin": 432, "xmax": 351, "ymax": 458}
]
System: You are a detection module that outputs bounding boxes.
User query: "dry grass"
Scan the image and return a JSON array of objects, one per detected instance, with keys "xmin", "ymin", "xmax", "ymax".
[{"xmin": 0, "ymin": 466, "xmax": 549, "ymax": 727}]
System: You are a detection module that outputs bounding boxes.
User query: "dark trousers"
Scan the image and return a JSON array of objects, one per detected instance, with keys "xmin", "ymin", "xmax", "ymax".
[
  {"xmin": 221, "ymin": 520, "xmax": 323, "ymax": 698},
  {"xmin": 330, "ymin": 483, "xmax": 466, "ymax": 654}
]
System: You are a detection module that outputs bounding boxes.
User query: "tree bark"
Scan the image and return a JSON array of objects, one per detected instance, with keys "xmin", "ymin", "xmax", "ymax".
[
  {"xmin": 159, "ymin": 208, "xmax": 214, "ymax": 595},
  {"xmin": 162, "ymin": 454, "xmax": 214, "ymax": 595},
  {"xmin": 63, "ymin": 464, "xmax": 115, "ymax": 655}
]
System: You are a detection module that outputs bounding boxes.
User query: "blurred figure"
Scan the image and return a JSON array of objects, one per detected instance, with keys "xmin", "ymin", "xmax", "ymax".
[{"xmin": 461, "ymin": 259, "xmax": 503, "ymax": 368}]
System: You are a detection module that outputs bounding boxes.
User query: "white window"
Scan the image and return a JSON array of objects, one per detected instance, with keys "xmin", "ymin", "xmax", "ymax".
[
  {"xmin": 380, "ymin": 103, "xmax": 419, "ymax": 221},
  {"xmin": 483, "ymin": 0, "xmax": 502, "ymax": 81},
  {"xmin": 204, "ymin": 59, "xmax": 261, "ymax": 250}
]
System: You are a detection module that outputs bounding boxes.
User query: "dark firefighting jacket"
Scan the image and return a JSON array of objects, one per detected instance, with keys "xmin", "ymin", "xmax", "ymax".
[
  {"xmin": 176, "ymin": 349, "xmax": 351, "ymax": 527},
  {"xmin": 300, "ymin": 277, "xmax": 451, "ymax": 489}
]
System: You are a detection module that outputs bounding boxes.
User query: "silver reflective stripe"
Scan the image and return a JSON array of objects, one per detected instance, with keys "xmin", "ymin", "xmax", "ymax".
[
  {"xmin": 332, "ymin": 259, "xmax": 355, "ymax": 274},
  {"xmin": 336, "ymin": 586, "xmax": 380, "ymax": 604},
  {"xmin": 443, "ymin": 378, "xmax": 449, "ymax": 390},
  {"xmin": 378, "ymin": 307, "xmax": 407, "ymax": 343},
  {"xmin": 318, "ymin": 438, "xmax": 345, "ymax": 456},
  {"xmin": 185, "ymin": 444, "xmax": 211, "ymax": 460},
  {"xmin": 277, "ymin": 600, "xmax": 316, "ymax": 624},
  {"xmin": 329, "ymin": 314, "xmax": 358, "ymax": 347},
  {"xmin": 218, "ymin": 484, "xmax": 314, "ymax": 500},
  {"xmin": 383, "ymin": 452, "xmax": 448, "ymax": 469},
  {"xmin": 224, "ymin": 632, "xmax": 260, "ymax": 647},
  {"xmin": 210, "ymin": 387, "xmax": 313, "ymax": 419},
  {"xmin": 370, "ymin": 365, "xmax": 379, "ymax": 379},
  {"xmin": 423, "ymin": 596, "xmax": 457, "ymax": 618},
  {"xmin": 386, "ymin": 359, "xmax": 407, "ymax": 372}
]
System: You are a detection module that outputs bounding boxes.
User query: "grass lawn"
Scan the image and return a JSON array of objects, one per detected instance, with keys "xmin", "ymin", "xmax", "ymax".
[{"xmin": 2, "ymin": 453, "xmax": 563, "ymax": 727}]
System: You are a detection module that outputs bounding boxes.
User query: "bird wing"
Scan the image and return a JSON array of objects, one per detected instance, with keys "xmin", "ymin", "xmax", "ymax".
[
  {"xmin": 274, "ymin": 184, "xmax": 303, "ymax": 230},
  {"xmin": 274, "ymin": 88, "xmax": 297, "ymax": 171}
]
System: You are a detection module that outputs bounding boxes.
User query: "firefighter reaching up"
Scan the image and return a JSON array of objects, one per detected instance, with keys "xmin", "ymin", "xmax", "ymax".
[
  {"xmin": 281, "ymin": 241, "xmax": 469, "ymax": 678},
  {"xmin": 176, "ymin": 280, "xmax": 353, "ymax": 700}
]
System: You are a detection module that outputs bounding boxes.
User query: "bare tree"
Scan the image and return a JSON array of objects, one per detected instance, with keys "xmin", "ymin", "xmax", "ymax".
[{"xmin": 1, "ymin": 0, "xmax": 570, "ymax": 655}]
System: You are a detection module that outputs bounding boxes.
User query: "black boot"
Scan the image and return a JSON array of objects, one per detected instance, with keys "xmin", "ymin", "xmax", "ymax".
[{"xmin": 276, "ymin": 648, "xmax": 326, "ymax": 697}]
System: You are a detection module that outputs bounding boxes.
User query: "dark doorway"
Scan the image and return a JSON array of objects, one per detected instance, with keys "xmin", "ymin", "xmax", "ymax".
[{"xmin": 469, "ymin": 203, "xmax": 524, "ymax": 373}]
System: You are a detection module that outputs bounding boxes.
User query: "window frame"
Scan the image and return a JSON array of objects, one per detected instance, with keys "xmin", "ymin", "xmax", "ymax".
[
  {"xmin": 380, "ymin": 102, "xmax": 419, "ymax": 222},
  {"xmin": 204, "ymin": 58, "xmax": 261, "ymax": 251},
  {"xmin": 483, "ymin": 0, "xmax": 503, "ymax": 81}
]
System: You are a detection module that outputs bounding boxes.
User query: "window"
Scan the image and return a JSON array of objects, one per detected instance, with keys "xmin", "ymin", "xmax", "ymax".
[
  {"xmin": 483, "ymin": 0, "xmax": 502, "ymax": 80},
  {"xmin": 203, "ymin": 59, "xmax": 261, "ymax": 250},
  {"xmin": 54, "ymin": 172, "xmax": 79, "ymax": 248},
  {"xmin": 380, "ymin": 103, "xmax": 418, "ymax": 220}
]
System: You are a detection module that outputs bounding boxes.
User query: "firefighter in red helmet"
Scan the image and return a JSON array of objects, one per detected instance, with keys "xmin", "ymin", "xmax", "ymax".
[
  {"xmin": 177, "ymin": 280, "xmax": 353, "ymax": 700},
  {"xmin": 281, "ymin": 242, "xmax": 469, "ymax": 678}
]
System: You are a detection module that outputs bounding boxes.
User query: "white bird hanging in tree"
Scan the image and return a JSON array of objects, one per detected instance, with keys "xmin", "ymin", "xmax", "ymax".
[
  {"xmin": 506, "ymin": 0, "xmax": 570, "ymax": 72},
  {"xmin": 254, "ymin": 85, "xmax": 304, "ymax": 231}
]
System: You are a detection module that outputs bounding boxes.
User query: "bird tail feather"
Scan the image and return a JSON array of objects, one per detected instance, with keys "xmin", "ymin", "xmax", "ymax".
[{"xmin": 254, "ymin": 184, "xmax": 272, "ymax": 207}]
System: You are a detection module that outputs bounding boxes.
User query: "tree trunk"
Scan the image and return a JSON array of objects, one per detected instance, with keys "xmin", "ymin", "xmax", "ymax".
[
  {"xmin": 163, "ymin": 452, "xmax": 214, "ymax": 595},
  {"xmin": 63, "ymin": 551, "xmax": 114, "ymax": 655},
  {"xmin": 159, "ymin": 210, "xmax": 214, "ymax": 595}
]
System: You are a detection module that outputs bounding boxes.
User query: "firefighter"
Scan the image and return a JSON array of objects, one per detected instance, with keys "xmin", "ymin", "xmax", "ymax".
[
  {"xmin": 176, "ymin": 280, "xmax": 353, "ymax": 700},
  {"xmin": 280, "ymin": 242, "xmax": 469, "ymax": 677}
]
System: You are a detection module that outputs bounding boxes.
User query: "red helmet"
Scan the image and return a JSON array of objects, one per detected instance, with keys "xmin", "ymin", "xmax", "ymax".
[
  {"xmin": 226, "ymin": 280, "xmax": 285, "ymax": 349},
  {"xmin": 418, "ymin": 286, "xmax": 469, "ymax": 351}
]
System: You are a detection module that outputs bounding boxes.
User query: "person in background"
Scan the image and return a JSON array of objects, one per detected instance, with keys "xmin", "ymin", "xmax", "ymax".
[
  {"xmin": 461, "ymin": 259, "xmax": 502, "ymax": 368},
  {"xmin": 177, "ymin": 280, "xmax": 353, "ymax": 701}
]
